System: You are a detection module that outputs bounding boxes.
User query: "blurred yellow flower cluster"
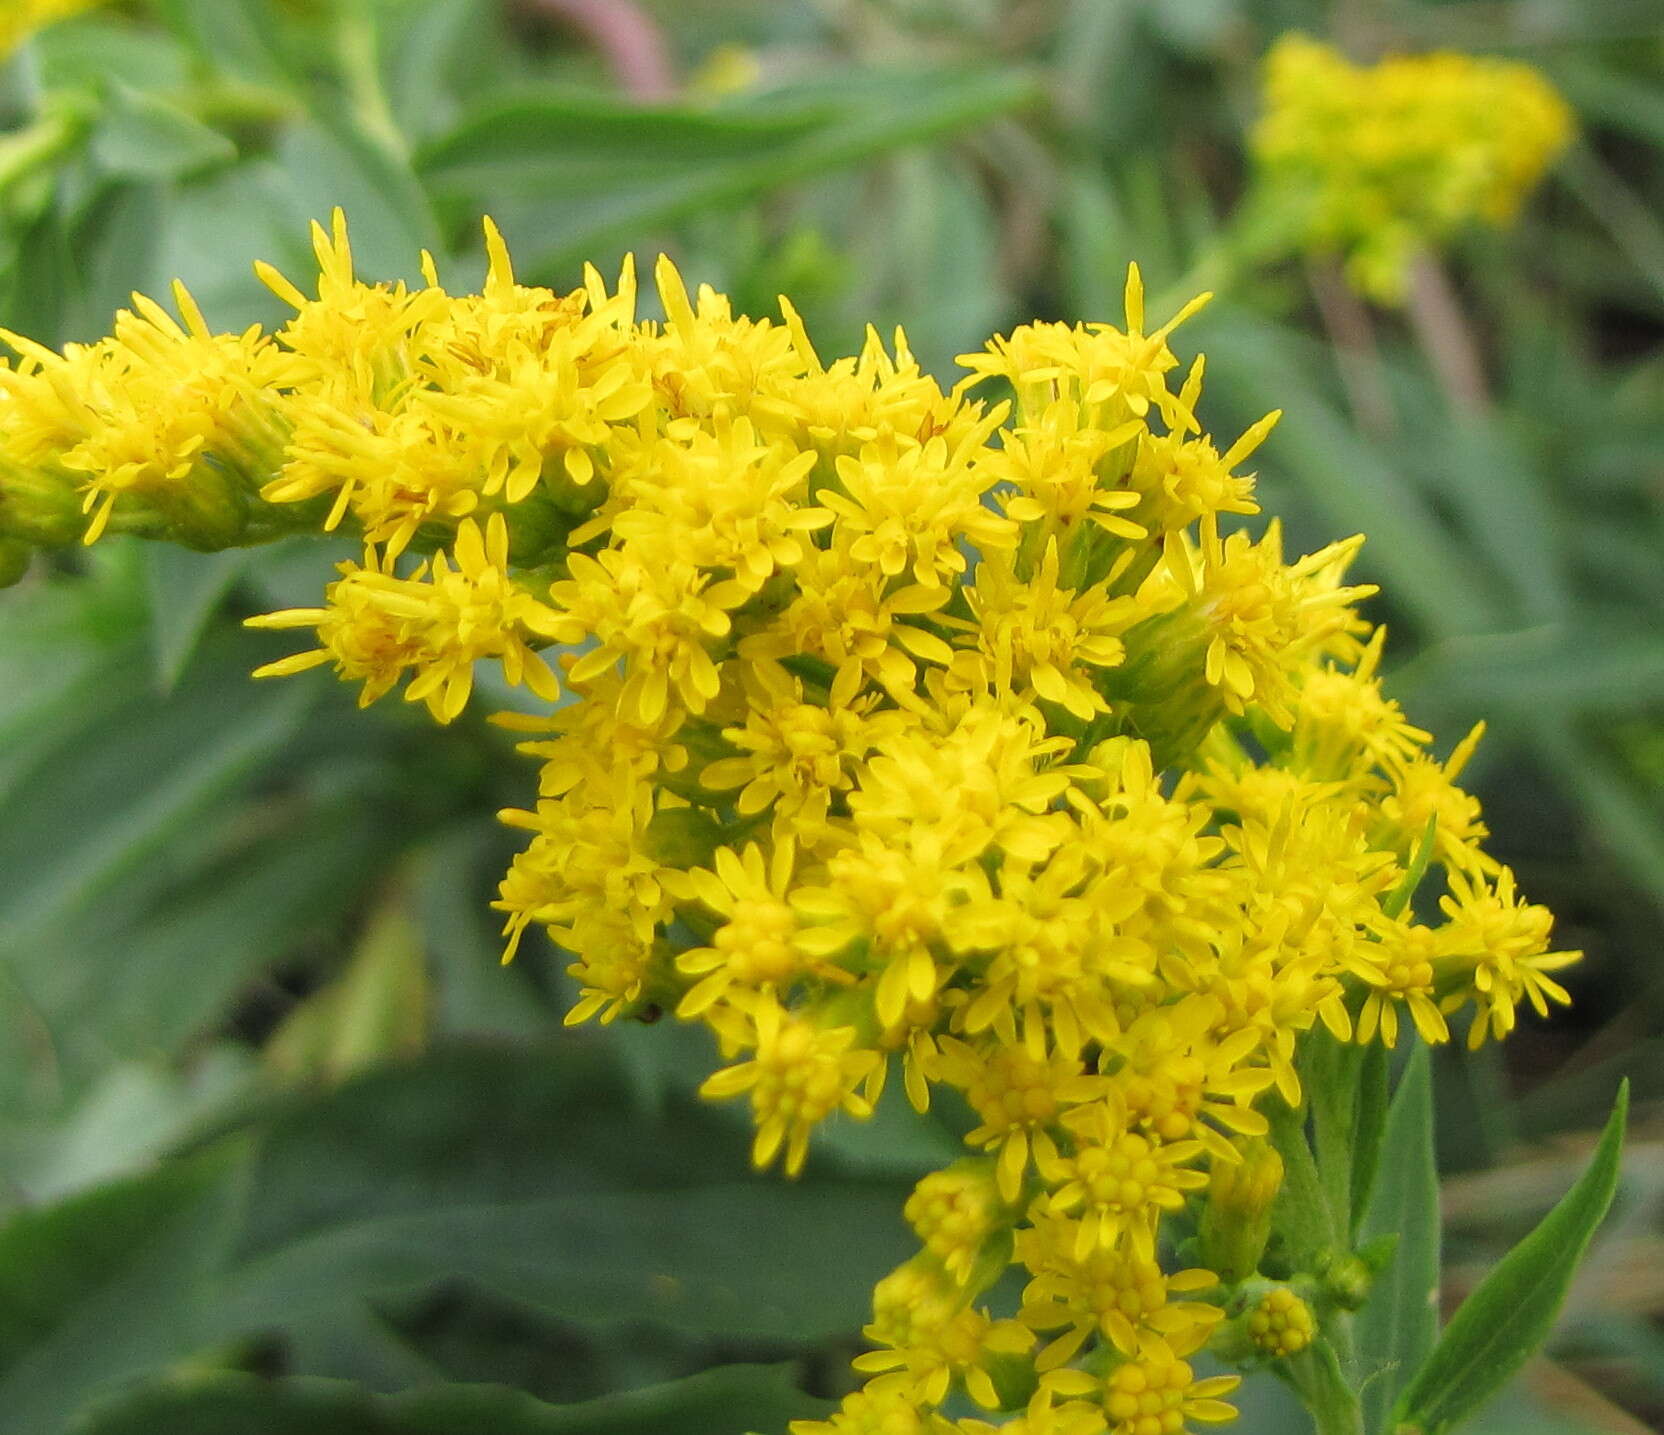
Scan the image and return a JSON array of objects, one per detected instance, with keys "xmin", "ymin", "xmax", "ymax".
[
  {"xmin": 0, "ymin": 215, "xmax": 1579, "ymax": 1434},
  {"xmin": 1252, "ymin": 34, "xmax": 1574, "ymax": 301},
  {"xmin": 0, "ymin": 0, "xmax": 100, "ymax": 59}
]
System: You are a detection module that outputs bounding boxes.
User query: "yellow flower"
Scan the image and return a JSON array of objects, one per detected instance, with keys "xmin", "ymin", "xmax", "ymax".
[
  {"xmin": 741, "ymin": 544, "xmax": 955, "ymax": 703},
  {"xmin": 1, "ymin": 287, "xmax": 295, "ymax": 546},
  {"xmin": 824, "ymin": 423, "xmax": 1015, "ymax": 588},
  {"xmin": 676, "ymin": 841, "xmax": 817, "ymax": 1018},
  {"xmin": 495, "ymin": 778, "xmax": 683, "ymax": 960},
  {"xmin": 946, "ymin": 539, "xmax": 1140, "ymax": 722},
  {"xmin": 792, "ymin": 829, "xmax": 967, "ymax": 1030},
  {"xmin": 698, "ymin": 659, "xmax": 902, "ymax": 837},
  {"xmin": 9, "ymin": 210, "xmax": 1587, "ymax": 1432},
  {"xmin": 1435, "ymin": 865, "xmax": 1579, "ymax": 1047},
  {"xmin": 553, "ymin": 546, "xmax": 746, "ymax": 725},
  {"xmin": 905, "ymin": 1160, "xmax": 1009, "ymax": 1287},
  {"xmin": 1354, "ymin": 916, "xmax": 1450, "ymax": 1047},
  {"xmin": 1156, "ymin": 518, "xmax": 1376, "ymax": 728},
  {"xmin": 699, "ymin": 994, "xmax": 880, "ymax": 1175},
  {"xmin": 933, "ymin": 1035, "xmax": 1107, "ymax": 1204},
  {"xmin": 959, "ymin": 265, "xmax": 1209, "ymax": 435},
  {"xmin": 790, "ymin": 1383, "xmax": 943, "ymax": 1435},
  {"xmin": 1064, "ymin": 1338, "xmax": 1239, "ymax": 1435},
  {"xmin": 849, "ymin": 700, "xmax": 1073, "ymax": 866},
  {"xmin": 1253, "ymin": 34, "xmax": 1574, "ymax": 300},
  {"xmin": 854, "ymin": 1255, "xmax": 1035, "ymax": 1409},
  {"xmin": 248, "ymin": 514, "xmax": 577, "ymax": 723},
  {"xmin": 1017, "ymin": 1215, "xmax": 1220, "ymax": 1369},
  {"xmin": 1039, "ymin": 1110, "xmax": 1209, "ymax": 1263},
  {"xmin": 605, "ymin": 415, "xmax": 828, "ymax": 591}
]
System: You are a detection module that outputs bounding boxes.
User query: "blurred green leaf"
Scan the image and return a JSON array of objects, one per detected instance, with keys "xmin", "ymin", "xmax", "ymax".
[
  {"xmin": 0, "ymin": 573, "xmax": 398, "ymax": 1111},
  {"xmin": 153, "ymin": 0, "xmax": 298, "ymax": 88},
  {"xmin": 0, "ymin": 1050, "xmax": 255, "ymax": 1206},
  {"xmin": 1391, "ymin": 621, "xmax": 1664, "ymax": 721},
  {"xmin": 144, "ymin": 547, "xmax": 248, "ymax": 691},
  {"xmin": 0, "ymin": 1147, "xmax": 247, "ymax": 1435},
  {"xmin": 35, "ymin": 15, "xmax": 192, "ymax": 93},
  {"xmin": 1356, "ymin": 1044, "xmax": 1440, "ymax": 1435},
  {"xmin": 1392, "ymin": 1082, "xmax": 1628, "ymax": 1435},
  {"xmin": 58, "ymin": 179, "xmax": 168, "ymax": 342},
  {"xmin": 73, "ymin": 1362, "xmax": 829, "ymax": 1435},
  {"xmin": 1535, "ymin": 722, "xmax": 1664, "ymax": 912},
  {"xmin": 273, "ymin": 118, "xmax": 440, "ymax": 282},
  {"xmin": 1191, "ymin": 309, "xmax": 1505, "ymax": 643},
  {"xmin": 0, "ymin": 1040, "xmax": 912, "ymax": 1432},
  {"xmin": 417, "ymin": 67, "xmax": 1039, "ymax": 280},
  {"xmin": 265, "ymin": 890, "xmax": 429, "ymax": 1083},
  {"xmin": 89, "ymin": 85, "xmax": 236, "ymax": 181}
]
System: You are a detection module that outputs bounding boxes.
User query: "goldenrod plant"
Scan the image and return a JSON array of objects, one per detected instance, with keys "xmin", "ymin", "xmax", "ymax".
[
  {"xmin": 1250, "ymin": 36, "xmax": 1574, "ymax": 302},
  {"xmin": 0, "ymin": 214, "xmax": 1628, "ymax": 1435}
]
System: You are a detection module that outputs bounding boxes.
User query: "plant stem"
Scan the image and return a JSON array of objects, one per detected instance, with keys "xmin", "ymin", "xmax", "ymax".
[
  {"xmin": 1404, "ymin": 251, "xmax": 1488, "ymax": 417},
  {"xmin": 526, "ymin": 0, "xmax": 676, "ymax": 101},
  {"xmin": 336, "ymin": 2, "xmax": 405, "ymax": 159},
  {"xmin": 1306, "ymin": 257, "xmax": 1396, "ymax": 437},
  {"xmin": 1287, "ymin": 1341, "xmax": 1366, "ymax": 1435}
]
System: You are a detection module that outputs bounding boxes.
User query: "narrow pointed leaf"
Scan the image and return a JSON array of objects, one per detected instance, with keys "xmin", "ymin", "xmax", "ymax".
[
  {"xmin": 1357, "ymin": 1044, "xmax": 1439, "ymax": 1434},
  {"xmin": 144, "ymin": 547, "xmax": 247, "ymax": 691},
  {"xmin": 1392, "ymin": 1082, "xmax": 1628, "ymax": 1435},
  {"xmin": 73, "ymin": 1362, "xmax": 829, "ymax": 1435}
]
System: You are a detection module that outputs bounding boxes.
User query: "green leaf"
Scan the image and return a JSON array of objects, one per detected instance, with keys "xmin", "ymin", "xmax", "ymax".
[
  {"xmin": 265, "ymin": 890, "xmax": 430, "ymax": 1083},
  {"xmin": 1356, "ymin": 1045, "xmax": 1439, "ymax": 1435},
  {"xmin": 73, "ymin": 1363, "xmax": 830, "ymax": 1435},
  {"xmin": 1266, "ymin": 1090, "xmax": 1340, "ymax": 1271},
  {"xmin": 1391, "ymin": 1082, "xmax": 1629, "ymax": 1435},
  {"xmin": 59, "ymin": 180, "xmax": 168, "ymax": 343},
  {"xmin": 274, "ymin": 118, "xmax": 440, "ymax": 282},
  {"xmin": 1535, "ymin": 721, "xmax": 1664, "ymax": 913},
  {"xmin": 1382, "ymin": 816, "xmax": 1438, "ymax": 921},
  {"xmin": 221, "ymin": 1043, "xmax": 911, "ymax": 1344},
  {"xmin": 35, "ymin": 14, "xmax": 192, "ymax": 92},
  {"xmin": 0, "ymin": 1050, "xmax": 255, "ymax": 1206},
  {"xmin": 0, "ymin": 581, "xmax": 396, "ymax": 1111},
  {"xmin": 153, "ymin": 0, "xmax": 298, "ymax": 87},
  {"xmin": 1390, "ymin": 622, "xmax": 1664, "ymax": 723},
  {"xmin": 0, "ymin": 1041, "xmax": 913, "ymax": 1432},
  {"xmin": 416, "ymin": 67, "xmax": 1038, "ymax": 281},
  {"xmin": 144, "ymin": 547, "xmax": 248, "ymax": 691},
  {"xmin": 1349, "ymin": 1039, "xmax": 1391, "ymax": 1239},
  {"xmin": 1191, "ymin": 308, "xmax": 1505, "ymax": 645},
  {"xmin": 1300, "ymin": 1029, "xmax": 1365, "ymax": 1242},
  {"xmin": 0, "ymin": 624, "xmax": 312, "ymax": 940},
  {"xmin": 89, "ymin": 85, "xmax": 236, "ymax": 181},
  {"xmin": 0, "ymin": 1148, "xmax": 247, "ymax": 1434}
]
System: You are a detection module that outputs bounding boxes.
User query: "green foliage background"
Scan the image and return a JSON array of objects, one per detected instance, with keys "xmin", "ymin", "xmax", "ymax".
[{"xmin": 0, "ymin": 1, "xmax": 1659, "ymax": 1431}]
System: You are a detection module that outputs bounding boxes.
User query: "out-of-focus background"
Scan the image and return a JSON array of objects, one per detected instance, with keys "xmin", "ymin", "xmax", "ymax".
[{"xmin": 0, "ymin": 2, "xmax": 1660, "ymax": 1432}]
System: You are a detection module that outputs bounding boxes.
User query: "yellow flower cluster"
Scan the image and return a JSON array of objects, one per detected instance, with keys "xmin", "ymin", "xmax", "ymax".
[
  {"xmin": 1252, "ymin": 34, "xmax": 1574, "ymax": 301},
  {"xmin": 0, "ymin": 214, "xmax": 1580, "ymax": 1435}
]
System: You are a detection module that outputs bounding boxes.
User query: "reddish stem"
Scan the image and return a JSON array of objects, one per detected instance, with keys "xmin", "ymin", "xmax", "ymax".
[{"xmin": 522, "ymin": 0, "xmax": 676, "ymax": 101}]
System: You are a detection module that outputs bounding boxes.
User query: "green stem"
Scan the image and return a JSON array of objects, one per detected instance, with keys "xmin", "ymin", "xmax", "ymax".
[
  {"xmin": 1286, "ymin": 1340, "xmax": 1365, "ymax": 1435},
  {"xmin": 1266, "ymin": 1093, "xmax": 1339, "ymax": 1270},
  {"xmin": 0, "ymin": 103, "xmax": 87, "ymax": 196},
  {"xmin": 335, "ymin": 2, "xmax": 405, "ymax": 159}
]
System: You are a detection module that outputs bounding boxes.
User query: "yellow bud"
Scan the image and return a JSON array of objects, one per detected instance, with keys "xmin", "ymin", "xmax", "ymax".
[
  {"xmin": 1247, "ymin": 1284, "xmax": 1316, "ymax": 1357},
  {"xmin": 1199, "ymin": 1140, "xmax": 1284, "ymax": 1283}
]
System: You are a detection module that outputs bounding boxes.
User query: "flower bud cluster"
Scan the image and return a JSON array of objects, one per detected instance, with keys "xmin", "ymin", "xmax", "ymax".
[
  {"xmin": 1252, "ymin": 35, "xmax": 1573, "ymax": 300},
  {"xmin": 0, "ymin": 212, "xmax": 1579, "ymax": 1434}
]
